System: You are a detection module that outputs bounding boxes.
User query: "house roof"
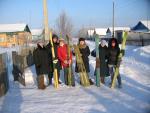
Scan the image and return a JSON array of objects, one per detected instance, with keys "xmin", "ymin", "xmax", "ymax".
[
  {"xmin": 95, "ymin": 28, "xmax": 108, "ymax": 36},
  {"xmin": 31, "ymin": 29, "xmax": 43, "ymax": 36},
  {"xmin": 0, "ymin": 23, "xmax": 30, "ymax": 33},
  {"xmin": 87, "ymin": 28, "xmax": 108, "ymax": 36},
  {"xmin": 140, "ymin": 20, "xmax": 150, "ymax": 30},
  {"xmin": 107, "ymin": 27, "xmax": 131, "ymax": 32}
]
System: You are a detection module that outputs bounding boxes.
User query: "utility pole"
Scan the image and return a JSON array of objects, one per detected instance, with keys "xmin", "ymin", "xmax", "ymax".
[
  {"xmin": 43, "ymin": 0, "xmax": 49, "ymax": 41},
  {"xmin": 112, "ymin": 1, "xmax": 115, "ymax": 38}
]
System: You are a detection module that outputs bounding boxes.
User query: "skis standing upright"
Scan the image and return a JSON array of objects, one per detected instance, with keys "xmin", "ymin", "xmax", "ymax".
[
  {"xmin": 95, "ymin": 34, "xmax": 100, "ymax": 87},
  {"xmin": 73, "ymin": 44, "xmax": 90, "ymax": 87},
  {"xmin": 66, "ymin": 35, "xmax": 75, "ymax": 86},
  {"xmin": 111, "ymin": 31, "xmax": 128, "ymax": 88},
  {"xmin": 49, "ymin": 32, "xmax": 59, "ymax": 88}
]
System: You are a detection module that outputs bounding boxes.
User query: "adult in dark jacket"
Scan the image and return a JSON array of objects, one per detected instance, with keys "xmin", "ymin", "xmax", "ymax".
[
  {"xmin": 107, "ymin": 38, "xmax": 122, "ymax": 88},
  {"xmin": 46, "ymin": 34, "xmax": 62, "ymax": 84},
  {"xmin": 75, "ymin": 38, "xmax": 93, "ymax": 85},
  {"xmin": 33, "ymin": 40, "xmax": 52, "ymax": 89},
  {"xmin": 99, "ymin": 40, "xmax": 109, "ymax": 84}
]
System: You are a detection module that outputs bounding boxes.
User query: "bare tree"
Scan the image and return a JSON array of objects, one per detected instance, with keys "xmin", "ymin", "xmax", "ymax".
[
  {"xmin": 78, "ymin": 27, "xmax": 88, "ymax": 38},
  {"xmin": 56, "ymin": 11, "xmax": 73, "ymax": 39}
]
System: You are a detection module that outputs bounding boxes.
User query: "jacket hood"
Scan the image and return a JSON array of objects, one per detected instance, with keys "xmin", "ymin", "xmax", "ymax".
[{"xmin": 108, "ymin": 38, "xmax": 119, "ymax": 49}]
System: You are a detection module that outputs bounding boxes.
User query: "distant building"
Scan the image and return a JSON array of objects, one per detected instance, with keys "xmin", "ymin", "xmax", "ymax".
[
  {"xmin": 87, "ymin": 27, "xmax": 130, "ymax": 41},
  {"xmin": 87, "ymin": 28, "xmax": 109, "ymax": 39},
  {"xmin": 131, "ymin": 20, "xmax": 150, "ymax": 32},
  {"xmin": 0, "ymin": 23, "xmax": 31, "ymax": 47},
  {"xmin": 31, "ymin": 29, "xmax": 43, "ymax": 40}
]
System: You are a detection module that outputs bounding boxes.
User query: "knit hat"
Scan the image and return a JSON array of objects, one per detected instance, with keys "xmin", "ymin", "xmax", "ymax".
[
  {"xmin": 101, "ymin": 40, "xmax": 107, "ymax": 46},
  {"xmin": 52, "ymin": 34, "xmax": 58, "ymax": 39},
  {"xmin": 59, "ymin": 38, "xmax": 65, "ymax": 41},
  {"xmin": 79, "ymin": 38, "xmax": 85, "ymax": 42}
]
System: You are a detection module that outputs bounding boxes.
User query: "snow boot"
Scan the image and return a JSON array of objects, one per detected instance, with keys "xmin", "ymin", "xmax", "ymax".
[
  {"xmin": 89, "ymin": 79, "xmax": 94, "ymax": 85},
  {"xmin": 37, "ymin": 75, "xmax": 46, "ymax": 90},
  {"xmin": 101, "ymin": 76, "xmax": 105, "ymax": 84}
]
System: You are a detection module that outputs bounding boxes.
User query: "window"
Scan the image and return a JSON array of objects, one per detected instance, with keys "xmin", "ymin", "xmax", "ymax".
[{"xmin": 0, "ymin": 37, "xmax": 5, "ymax": 42}]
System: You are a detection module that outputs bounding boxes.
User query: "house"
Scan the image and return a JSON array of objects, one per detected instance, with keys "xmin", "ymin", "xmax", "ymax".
[
  {"xmin": 87, "ymin": 28, "xmax": 109, "ymax": 39},
  {"xmin": 131, "ymin": 20, "xmax": 150, "ymax": 32},
  {"xmin": 31, "ymin": 29, "xmax": 43, "ymax": 40},
  {"xmin": 107, "ymin": 27, "xmax": 130, "ymax": 38},
  {"xmin": 0, "ymin": 23, "xmax": 31, "ymax": 47}
]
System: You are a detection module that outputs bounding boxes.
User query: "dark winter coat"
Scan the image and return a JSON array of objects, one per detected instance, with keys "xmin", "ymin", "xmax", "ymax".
[
  {"xmin": 75, "ymin": 44, "xmax": 90, "ymax": 73},
  {"xmin": 46, "ymin": 42, "xmax": 61, "ymax": 71},
  {"xmin": 33, "ymin": 44, "xmax": 53, "ymax": 76},
  {"xmin": 99, "ymin": 45, "xmax": 109, "ymax": 77},
  {"xmin": 107, "ymin": 38, "xmax": 120, "ymax": 65}
]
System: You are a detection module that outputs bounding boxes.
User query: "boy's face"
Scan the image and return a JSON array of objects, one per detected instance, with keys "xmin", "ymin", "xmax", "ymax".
[{"xmin": 80, "ymin": 41, "xmax": 85, "ymax": 45}]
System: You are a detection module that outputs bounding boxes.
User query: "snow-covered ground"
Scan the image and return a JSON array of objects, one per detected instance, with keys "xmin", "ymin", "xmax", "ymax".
[{"xmin": 0, "ymin": 40, "xmax": 150, "ymax": 113}]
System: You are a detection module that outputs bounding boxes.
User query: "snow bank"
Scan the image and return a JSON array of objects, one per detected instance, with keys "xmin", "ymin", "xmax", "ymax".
[{"xmin": 0, "ymin": 41, "xmax": 150, "ymax": 113}]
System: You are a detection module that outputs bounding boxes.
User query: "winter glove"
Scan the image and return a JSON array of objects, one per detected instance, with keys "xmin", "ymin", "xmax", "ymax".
[
  {"xmin": 64, "ymin": 60, "xmax": 68, "ymax": 64},
  {"xmin": 68, "ymin": 60, "xmax": 72, "ymax": 65},
  {"xmin": 116, "ymin": 59, "xmax": 121, "ymax": 67},
  {"xmin": 53, "ymin": 59, "xmax": 58, "ymax": 64}
]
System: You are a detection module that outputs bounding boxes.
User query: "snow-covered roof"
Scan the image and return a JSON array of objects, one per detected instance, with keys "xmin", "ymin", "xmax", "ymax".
[
  {"xmin": 0, "ymin": 23, "xmax": 30, "ymax": 33},
  {"xmin": 31, "ymin": 29, "xmax": 43, "ymax": 36},
  {"xmin": 95, "ymin": 28, "xmax": 108, "ymax": 36},
  {"xmin": 107, "ymin": 27, "xmax": 131, "ymax": 32},
  {"xmin": 140, "ymin": 20, "xmax": 150, "ymax": 30},
  {"xmin": 87, "ymin": 29, "xmax": 94, "ymax": 36},
  {"xmin": 87, "ymin": 28, "xmax": 108, "ymax": 36}
]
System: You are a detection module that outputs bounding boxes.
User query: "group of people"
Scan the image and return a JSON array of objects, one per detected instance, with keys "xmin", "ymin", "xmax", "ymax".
[
  {"xmin": 95, "ymin": 38, "xmax": 122, "ymax": 88},
  {"xmin": 33, "ymin": 34, "xmax": 122, "ymax": 89}
]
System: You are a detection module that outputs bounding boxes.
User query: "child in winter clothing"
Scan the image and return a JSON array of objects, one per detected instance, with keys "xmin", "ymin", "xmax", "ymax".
[
  {"xmin": 107, "ymin": 38, "xmax": 122, "ymax": 88},
  {"xmin": 57, "ymin": 38, "xmax": 75, "ymax": 86},
  {"xmin": 75, "ymin": 38, "xmax": 94, "ymax": 85},
  {"xmin": 46, "ymin": 34, "xmax": 62, "ymax": 85},
  {"xmin": 99, "ymin": 40, "xmax": 109, "ymax": 84},
  {"xmin": 33, "ymin": 40, "xmax": 51, "ymax": 89}
]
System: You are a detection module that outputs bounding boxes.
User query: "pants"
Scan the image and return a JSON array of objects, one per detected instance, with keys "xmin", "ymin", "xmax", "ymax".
[
  {"xmin": 64, "ymin": 67, "xmax": 75, "ymax": 86},
  {"xmin": 48, "ymin": 70, "xmax": 60, "ymax": 84},
  {"xmin": 108, "ymin": 65, "xmax": 122, "ymax": 85}
]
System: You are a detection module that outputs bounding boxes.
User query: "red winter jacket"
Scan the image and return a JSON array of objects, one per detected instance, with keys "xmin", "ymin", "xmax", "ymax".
[{"xmin": 57, "ymin": 44, "xmax": 72, "ymax": 68}]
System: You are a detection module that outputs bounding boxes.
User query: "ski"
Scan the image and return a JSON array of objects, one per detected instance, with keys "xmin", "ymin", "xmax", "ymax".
[
  {"xmin": 111, "ymin": 31, "xmax": 128, "ymax": 88},
  {"xmin": 66, "ymin": 35, "xmax": 74, "ymax": 86},
  {"xmin": 73, "ymin": 44, "xmax": 90, "ymax": 87},
  {"xmin": 49, "ymin": 32, "xmax": 59, "ymax": 88},
  {"xmin": 95, "ymin": 34, "xmax": 100, "ymax": 87}
]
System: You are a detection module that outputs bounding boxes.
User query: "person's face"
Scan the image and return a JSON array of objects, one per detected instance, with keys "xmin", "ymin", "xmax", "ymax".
[
  {"xmin": 112, "ymin": 41, "xmax": 116, "ymax": 47},
  {"xmin": 101, "ymin": 43, "xmax": 105, "ymax": 47},
  {"xmin": 59, "ymin": 41, "xmax": 64, "ymax": 46},
  {"xmin": 53, "ymin": 37, "xmax": 57, "ymax": 43},
  {"xmin": 80, "ymin": 41, "xmax": 85, "ymax": 45}
]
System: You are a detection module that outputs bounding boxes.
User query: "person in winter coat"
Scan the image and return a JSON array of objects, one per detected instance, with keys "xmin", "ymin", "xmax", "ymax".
[
  {"xmin": 107, "ymin": 38, "xmax": 122, "ymax": 88},
  {"xmin": 75, "ymin": 38, "xmax": 94, "ymax": 85},
  {"xmin": 46, "ymin": 34, "xmax": 62, "ymax": 85},
  {"xmin": 57, "ymin": 38, "xmax": 75, "ymax": 86},
  {"xmin": 99, "ymin": 40, "xmax": 109, "ymax": 84},
  {"xmin": 33, "ymin": 40, "xmax": 53, "ymax": 89}
]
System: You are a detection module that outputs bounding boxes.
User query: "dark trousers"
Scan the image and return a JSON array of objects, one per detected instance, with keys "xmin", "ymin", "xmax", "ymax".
[
  {"xmin": 48, "ymin": 70, "xmax": 60, "ymax": 84},
  {"xmin": 108, "ymin": 65, "xmax": 122, "ymax": 85},
  {"xmin": 64, "ymin": 67, "xmax": 75, "ymax": 86}
]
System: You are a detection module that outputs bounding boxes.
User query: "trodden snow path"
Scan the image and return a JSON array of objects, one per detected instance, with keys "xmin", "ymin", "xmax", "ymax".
[{"xmin": 0, "ymin": 42, "xmax": 150, "ymax": 113}]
